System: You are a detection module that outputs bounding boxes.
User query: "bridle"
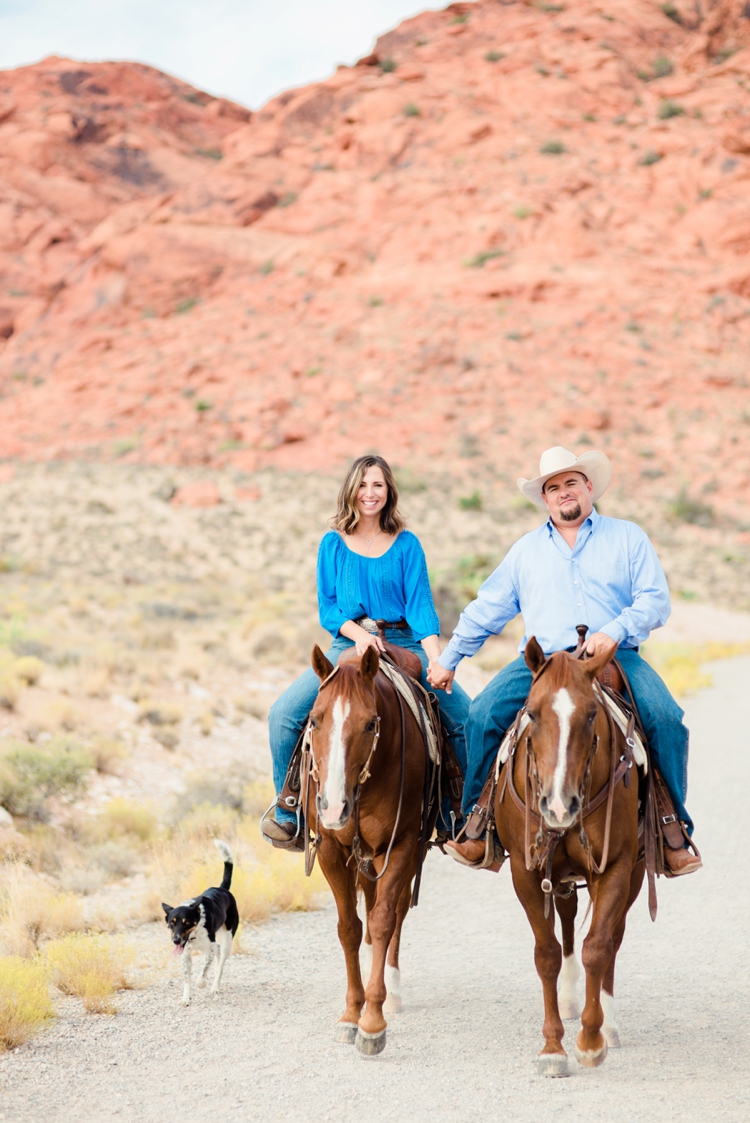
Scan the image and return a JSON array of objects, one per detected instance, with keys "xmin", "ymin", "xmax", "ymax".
[{"xmin": 302, "ymin": 663, "xmax": 406, "ymax": 885}]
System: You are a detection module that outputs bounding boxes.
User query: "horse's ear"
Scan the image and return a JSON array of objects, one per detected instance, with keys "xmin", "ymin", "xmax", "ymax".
[
  {"xmin": 360, "ymin": 646, "xmax": 380, "ymax": 682},
  {"xmin": 311, "ymin": 644, "xmax": 334, "ymax": 681},
  {"xmin": 582, "ymin": 641, "xmax": 618, "ymax": 679},
  {"xmin": 524, "ymin": 636, "xmax": 547, "ymax": 677}
]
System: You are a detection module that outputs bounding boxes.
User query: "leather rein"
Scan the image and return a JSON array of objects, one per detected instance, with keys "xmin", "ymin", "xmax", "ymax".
[{"xmin": 498, "ymin": 648, "xmax": 637, "ymax": 918}]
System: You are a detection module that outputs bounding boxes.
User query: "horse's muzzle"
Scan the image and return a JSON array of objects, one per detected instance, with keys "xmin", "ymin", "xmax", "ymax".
[
  {"xmin": 317, "ymin": 791, "xmax": 352, "ymax": 830},
  {"xmin": 539, "ymin": 792, "xmax": 581, "ymax": 830}
]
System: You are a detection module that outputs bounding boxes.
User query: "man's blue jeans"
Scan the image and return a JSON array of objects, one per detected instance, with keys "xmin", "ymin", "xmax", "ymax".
[
  {"xmin": 462, "ymin": 649, "xmax": 692, "ymax": 834},
  {"xmin": 269, "ymin": 627, "xmax": 470, "ymax": 826}
]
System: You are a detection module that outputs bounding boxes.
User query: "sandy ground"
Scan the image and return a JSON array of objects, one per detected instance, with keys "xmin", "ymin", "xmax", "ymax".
[{"xmin": 1, "ymin": 652, "xmax": 748, "ymax": 1123}]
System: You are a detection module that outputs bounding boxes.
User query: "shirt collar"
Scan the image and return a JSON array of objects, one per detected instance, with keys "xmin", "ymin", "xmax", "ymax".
[{"xmin": 545, "ymin": 506, "xmax": 598, "ymax": 538}]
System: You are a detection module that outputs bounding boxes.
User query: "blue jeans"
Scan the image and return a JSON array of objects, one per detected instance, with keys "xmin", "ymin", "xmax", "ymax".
[
  {"xmin": 268, "ymin": 627, "xmax": 470, "ymax": 826},
  {"xmin": 462, "ymin": 649, "xmax": 692, "ymax": 834}
]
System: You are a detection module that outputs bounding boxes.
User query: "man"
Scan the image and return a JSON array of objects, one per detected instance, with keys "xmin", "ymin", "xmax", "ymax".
[{"xmin": 428, "ymin": 446, "xmax": 701, "ymax": 876}]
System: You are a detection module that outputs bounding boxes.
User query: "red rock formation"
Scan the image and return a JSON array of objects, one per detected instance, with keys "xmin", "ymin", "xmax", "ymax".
[{"xmin": 1, "ymin": 2, "xmax": 750, "ymax": 522}]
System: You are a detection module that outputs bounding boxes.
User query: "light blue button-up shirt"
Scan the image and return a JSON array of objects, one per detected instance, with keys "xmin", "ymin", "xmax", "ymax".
[{"xmin": 439, "ymin": 509, "xmax": 670, "ymax": 670}]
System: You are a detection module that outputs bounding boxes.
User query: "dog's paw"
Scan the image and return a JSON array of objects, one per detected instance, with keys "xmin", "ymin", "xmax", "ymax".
[
  {"xmin": 197, "ymin": 978, "xmax": 207, "ymax": 989},
  {"xmin": 180, "ymin": 995, "xmax": 191, "ymax": 1007}
]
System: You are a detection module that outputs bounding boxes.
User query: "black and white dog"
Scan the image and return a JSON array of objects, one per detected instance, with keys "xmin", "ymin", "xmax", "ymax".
[{"xmin": 162, "ymin": 839, "xmax": 240, "ymax": 1006}]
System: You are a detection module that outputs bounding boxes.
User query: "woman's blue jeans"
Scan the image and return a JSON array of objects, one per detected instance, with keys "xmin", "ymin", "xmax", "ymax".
[
  {"xmin": 268, "ymin": 628, "xmax": 470, "ymax": 826},
  {"xmin": 462, "ymin": 649, "xmax": 693, "ymax": 834}
]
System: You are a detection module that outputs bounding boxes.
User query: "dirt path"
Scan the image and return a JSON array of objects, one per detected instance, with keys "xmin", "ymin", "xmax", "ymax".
[{"xmin": 2, "ymin": 657, "xmax": 749, "ymax": 1123}]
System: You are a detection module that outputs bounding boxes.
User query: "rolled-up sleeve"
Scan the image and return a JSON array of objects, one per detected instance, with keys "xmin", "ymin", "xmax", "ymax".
[
  {"xmin": 439, "ymin": 550, "xmax": 522, "ymax": 670},
  {"xmin": 317, "ymin": 534, "xmax": 349, "ymax": 637},
  {"xmin": 599, "ymin": 527, "xmax": 670, "ymax": 647}
]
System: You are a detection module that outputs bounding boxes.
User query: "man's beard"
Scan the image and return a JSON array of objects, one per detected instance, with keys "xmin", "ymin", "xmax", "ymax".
[{"xmin": 559, "ymin": 503, "xmax": 581, "ymax": 522}]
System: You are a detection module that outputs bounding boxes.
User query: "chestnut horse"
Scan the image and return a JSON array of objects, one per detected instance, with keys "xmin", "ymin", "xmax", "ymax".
[
  {"xmin": 303, "ymin": 643, "xmax": 430, "ymax": 1056},
  {"xmin": 495, "ymin": 638, "xmax": 645, "ymax": 1077}
]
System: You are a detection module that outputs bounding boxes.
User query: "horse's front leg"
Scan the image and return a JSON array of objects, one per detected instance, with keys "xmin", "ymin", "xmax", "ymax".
[
  {"xmin": 383, "ymin": 879, "xmax": 411, "ymax": 1014},
  {"xmin": 318, "ymin": 838, "xmax": 365, "ymax": 1044},
  {"xmin": 510, "ymin": 855, "xmax": 568, "ymax": 1077},
  {"xmin": 577, "ymin": 859, "xmax": 633, "ymax": 1067},
  {"xmin": 356, "ymin": 841, "xmax": 417, "ymax": 1055},
  {"xmin": 555, "ymin": 885, "xmax": 580, "ymax": 1020},
  {"xmin": 600, "ymin": 857, "xmax": 645, "ymax": 1049}
]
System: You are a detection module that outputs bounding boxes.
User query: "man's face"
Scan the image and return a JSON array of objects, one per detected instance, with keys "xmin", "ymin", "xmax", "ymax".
[{"xmin": 542, "ymin": 471, "xmax": 594, "ymax": 526}]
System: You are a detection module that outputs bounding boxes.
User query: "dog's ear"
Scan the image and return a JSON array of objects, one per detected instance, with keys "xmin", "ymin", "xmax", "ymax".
[{"xmin": 162, "ymin": 903, "xmax": 172, "ymax": 918}]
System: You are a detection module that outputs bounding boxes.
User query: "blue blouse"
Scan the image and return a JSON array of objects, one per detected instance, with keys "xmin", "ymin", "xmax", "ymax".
[{"xmin": 317, "ymin": 529, "xmax": 440, "ymax": 641}]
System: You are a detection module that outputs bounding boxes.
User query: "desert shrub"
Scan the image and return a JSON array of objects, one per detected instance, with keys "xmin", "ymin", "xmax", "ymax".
[
  {"xmin": 45, "ymin": 934, "xmax": 133, "ymax": 1014},
  {"xmin": 89, "ymin": 738, "xmax": 129, "ymax": 776},
  {"xmin": 644, "ymin": 642, "xmax": 750, "ymax": 697},
  {"xmin": 13, "ymin": 656, "xmax": 43, "ymax": 685},
  {"xmin": 465, "ymin": 249, "xmax": 505, "ymax": 268},
  {"xmin": 99, "ymin": 799, "xmax": 159, "ymax": 844},
  {"xmin": 669, "ymin": 488, "xmax": 713, "ymax": 527},
  {"xmin": 638, "ymin": 150, "xmax": 663, "ymax": 166},
  {"xmin": 0, "ymin": 865, "xmax": 83, "ymax": 957},
  {"xmin": 379, "ymin": 57, "xmax": 396, "ymax": 72},
  {"xmin": 485, "ymin": 50, "xmax": 505, "ymax": 62},
  {"xmin": 0, "ymin": 672, "xmax": 19, "ymax": 710},
  {"xmin": 403, "ymin": 103, "xmax": 420, "ymax": 117},
  {"xmin": 458, "ymin": 491, "xmax": 483, "ymax": 511},
  {"xmin": 0, "ymin": 740, "xmax": 92, "ymax": 820},
  {"xmin": 660, "ymin": 2, "xmax": 682, "ymax": 23},
  {"xmin": 658, "ymin": 100, "xmax": 685, "ymax": 119},
  {"xmin": 173, "ymin": 769, "xmax": 253, "ymax": 820},
  {"xmin": 540, "ymin": 140, "xmax": 565, "ymax": 155},
  {"xmin": 0, "ymin": 956, "xmax": 55, "ymax": 1050},
  {"xmin": 138, "ymin": 701, "xmax": 182, "ymax": 726},
  {"xmin": 154, "ymin": 729, "xmax": 180, "ymax": 750}
]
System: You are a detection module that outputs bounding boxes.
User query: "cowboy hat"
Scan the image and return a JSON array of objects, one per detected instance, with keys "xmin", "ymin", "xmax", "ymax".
[{"xmin": 517, "ymin": 446, "xmax": 612, "ymax": 509}]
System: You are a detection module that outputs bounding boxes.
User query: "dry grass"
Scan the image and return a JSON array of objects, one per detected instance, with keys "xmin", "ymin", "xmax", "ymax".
[
  {"xmin": 150, "ymin": 814, "xmax": 328, "ymax": 925},
  {"xmin": 45, "ymin": 934, "xmax": 134, "ymax": 1014},
  {"xmin": 97, "ymin": 799, "xmax": 159, "ymax": 843},
  {"xmin": 0, "ymin": 956, "xmax": 55, "ymax": 1049},
  {"xmin": 0, "ymin": 865, "xmax": 84, "ymax": 957},
  {"xmin": 13, "ymin": 656, "xmax": 44, "ymax": 685},
  {"xmin": 644, "ymin": 641, "xmax": 750, "ymax": 698},
  {"xmin": 0, "ymin": 672, "xmax": 20, "ymax": 710},
  {"xmin": 89, "ymin": 737, "xmax": 129, "ymax": 775}
]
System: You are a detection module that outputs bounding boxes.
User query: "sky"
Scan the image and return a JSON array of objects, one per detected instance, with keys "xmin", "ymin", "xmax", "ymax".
[{"xmin": 0, "ymin": 0, "xmax": 435, "ymax": 109}]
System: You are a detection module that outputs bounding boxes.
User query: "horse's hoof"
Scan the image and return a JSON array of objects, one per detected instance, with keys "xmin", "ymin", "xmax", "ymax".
[
  {"xmin": 383, "ymin": 994, "xmax": 402, "ymax": 1014},
  {"xmin": 356, "ymin": 1027, "xmax": 387, "ymax": 1056},
  {"xmin": 558, "ymin": 1001, "xmax": 580, "ymax": 1021},
  {"xmin": 575, "ymin": 1034, "xmax": 608, "ymax": 1068},
  {"xmin": 603, "ymin": 1027, "xmax": 621, "ymax": 1048},
  {"xmin": 334, "ymin": 1022, "xmax": 358, "ymax": 1045},
  {"xmin": 537, "ymin": 1053, "xmax": 569, "ymax": 1078}
]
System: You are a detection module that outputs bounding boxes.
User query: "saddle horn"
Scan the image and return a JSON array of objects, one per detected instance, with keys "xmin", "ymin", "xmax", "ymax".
[{"xmin": 574, "ymin": 624, "xmax": 588, "ymax": 658}]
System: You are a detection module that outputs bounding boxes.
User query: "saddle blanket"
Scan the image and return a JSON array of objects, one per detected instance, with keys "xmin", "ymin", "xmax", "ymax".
[
  {"xmin": 496, "ymin": 683, "xmax": 647, "ymax": 776},
  {"xmin": 378, "ymin": 661, "xmax": 439, "ymax": 764}
]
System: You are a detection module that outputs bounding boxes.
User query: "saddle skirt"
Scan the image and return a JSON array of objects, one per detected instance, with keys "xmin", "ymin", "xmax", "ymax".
[{"xmin": 496, "ymin": 684, "xmax": 647, "ymax": 776}]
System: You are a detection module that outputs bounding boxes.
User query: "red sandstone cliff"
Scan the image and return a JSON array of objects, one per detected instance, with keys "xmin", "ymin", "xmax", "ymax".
[{"xmin": 1, "ymin": 1, "xmax": 750, "ymax": 522}]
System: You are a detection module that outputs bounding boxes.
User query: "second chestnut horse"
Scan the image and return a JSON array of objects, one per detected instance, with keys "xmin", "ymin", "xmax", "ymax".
[{"xmin": 495, "ymin": 637, "xmax": 645, "ymax": 1076}]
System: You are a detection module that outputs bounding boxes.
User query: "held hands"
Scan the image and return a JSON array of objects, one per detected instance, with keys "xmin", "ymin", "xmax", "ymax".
[{"xmin": 427, "ymin": 660, "xmax": 454, "ymax": 695}]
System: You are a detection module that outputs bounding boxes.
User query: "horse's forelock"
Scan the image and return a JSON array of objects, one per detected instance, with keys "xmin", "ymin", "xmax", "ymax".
[
  {"xmin": 532, "ymin": 652, "xmax": 590, "ymax": 698},
  {"xmin": 318, "ymin": 660, "xmax": 373, "ymax": 710}
]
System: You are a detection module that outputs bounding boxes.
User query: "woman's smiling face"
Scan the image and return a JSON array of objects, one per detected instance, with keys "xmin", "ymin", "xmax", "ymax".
[{"xmin": 357, "ymin": 465, "xmax": 388, "ymax": 520}]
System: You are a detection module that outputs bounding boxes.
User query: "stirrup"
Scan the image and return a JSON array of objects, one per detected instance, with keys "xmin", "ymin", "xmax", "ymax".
[
  {"xmin": 448, "ymin": 830, "xmax": 506, "ymax": 871},
  {"xmin": 260, "ymin": 800, "xmax": 305, "ymax": 852}
]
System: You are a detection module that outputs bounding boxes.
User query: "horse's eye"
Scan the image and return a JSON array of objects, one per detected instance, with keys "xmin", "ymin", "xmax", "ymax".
[
  {"xmin": 365, "ymin": 720, "xmax": 376, "ymax": 732},
  {"xmin": 309, "ymin": 716, "xmax": 317, "ymax": 729},
  {"xmin": 587, "ymin": 712, "xmax": 596, "ymax": 724},
  {"xmin": 527, "ymin": 712, "xmax": 537, "ymax": 723}
]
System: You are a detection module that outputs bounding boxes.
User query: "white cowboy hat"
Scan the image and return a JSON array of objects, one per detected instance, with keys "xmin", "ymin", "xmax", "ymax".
[{"xmin": 517, "ymin": 446, "xmax": 612, "ymax": 509}]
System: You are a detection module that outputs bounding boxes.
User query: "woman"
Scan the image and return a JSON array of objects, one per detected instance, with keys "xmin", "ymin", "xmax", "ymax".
[{"xmin": 262, "ymin": 454, "xmax": 470, "ymax": 847}]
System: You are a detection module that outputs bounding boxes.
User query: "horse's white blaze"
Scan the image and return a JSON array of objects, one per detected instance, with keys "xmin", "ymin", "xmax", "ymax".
[
  {"xmin": 558, "ymin": 953, "xmax": 580, "ymax": 1019},
  {"xmin": 322, "ymin": 696, "xmax": 350, "ymax": 824},
  {"xmin": 550, "ymin": 687, "xmax": 576, "ymax": 822}
]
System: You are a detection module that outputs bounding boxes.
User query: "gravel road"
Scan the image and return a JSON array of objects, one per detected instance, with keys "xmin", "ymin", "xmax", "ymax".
[{"xmin": 1, "ymin": 657, "xmax": 749, "ymax": 1123}]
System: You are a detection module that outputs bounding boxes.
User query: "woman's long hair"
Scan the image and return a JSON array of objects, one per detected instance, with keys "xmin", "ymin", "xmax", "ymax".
[{"xmin": 331, "ymin": 455, "xmax": 406, "ymax": 536}]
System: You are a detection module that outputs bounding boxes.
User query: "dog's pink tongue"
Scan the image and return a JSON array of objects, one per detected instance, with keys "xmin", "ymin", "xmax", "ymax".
[{"xmin": 173, "ymin": 945, "xmax": 184, "ymax": 956}]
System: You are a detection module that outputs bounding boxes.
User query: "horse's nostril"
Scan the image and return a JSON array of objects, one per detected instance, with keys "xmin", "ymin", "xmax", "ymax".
[{"xmin": 319, "ymin": 794, "xmax": 328, "ymax": 811}]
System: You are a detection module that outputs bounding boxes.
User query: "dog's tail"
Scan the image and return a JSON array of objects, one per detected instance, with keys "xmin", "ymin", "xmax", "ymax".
[{"xmin": 214, "ymin": 839, "xmax": 234, "ymax": 890}]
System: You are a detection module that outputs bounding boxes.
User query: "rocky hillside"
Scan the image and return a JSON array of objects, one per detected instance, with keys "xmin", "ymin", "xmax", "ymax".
[{"xmin": 1, "ymin": 0, "xmax": 750, "ymax": 529}]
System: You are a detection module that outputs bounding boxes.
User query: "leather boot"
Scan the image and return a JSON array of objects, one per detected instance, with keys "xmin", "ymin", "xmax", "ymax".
[{"xmin": 664, "ymin": 845, "xmax": 702, "ymax": 876}]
